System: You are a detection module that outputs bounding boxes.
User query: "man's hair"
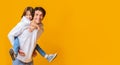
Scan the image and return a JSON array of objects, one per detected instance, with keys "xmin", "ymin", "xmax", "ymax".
[
  {"xmin": 21, "ymin": 7, "xmax": 34, "ymax": 18},
  {"xmin": 33, "ymin": 7, "xmax": 46, "ymax": 17}
]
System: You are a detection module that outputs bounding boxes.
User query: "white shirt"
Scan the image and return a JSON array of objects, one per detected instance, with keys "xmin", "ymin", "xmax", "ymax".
[{"xmin": 8, "ymin": 16, "xmax": 44, "ymax": 63}]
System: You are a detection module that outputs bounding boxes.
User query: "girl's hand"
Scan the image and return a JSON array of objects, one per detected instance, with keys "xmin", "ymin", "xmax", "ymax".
[
  {"xmin": 19, "ymin": 49, "xmax": 25, "ymax": 56},
  {"xmin": 36, "ymin": 25, "xmax": 40, "ymax": 30}
]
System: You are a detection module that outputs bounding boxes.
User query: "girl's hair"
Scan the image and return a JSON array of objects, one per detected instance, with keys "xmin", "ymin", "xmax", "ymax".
[{"xmin": 21, "ymin": 7, "xmax": 34, "ymax": 18}]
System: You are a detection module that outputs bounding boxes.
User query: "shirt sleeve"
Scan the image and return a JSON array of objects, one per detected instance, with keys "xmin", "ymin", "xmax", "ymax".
[{"xmin": 8, "ymin": 17, "xmax": 30, "ymax": 46}]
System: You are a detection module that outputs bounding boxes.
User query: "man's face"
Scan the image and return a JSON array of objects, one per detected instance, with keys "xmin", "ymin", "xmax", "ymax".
[{"xmin": 33, "ymin": 10, "xmax": 44, "ymax": 23}]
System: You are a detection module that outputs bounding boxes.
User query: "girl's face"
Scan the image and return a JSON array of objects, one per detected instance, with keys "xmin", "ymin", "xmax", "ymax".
[{"xmin": 25, "ymin": 11, "xmax": 32, "ymax": 20}]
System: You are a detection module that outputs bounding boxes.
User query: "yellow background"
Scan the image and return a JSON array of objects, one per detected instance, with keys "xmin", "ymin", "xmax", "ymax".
[{"xmin": 0, "ymin": 0, "xmax": 120, "ymax": 65}]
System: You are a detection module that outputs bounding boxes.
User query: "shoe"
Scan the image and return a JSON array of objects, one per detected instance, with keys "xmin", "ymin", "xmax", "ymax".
[
  {"xmin": 46, "ymin": 53, "xmax": 57, "ymax": 62},
  {"xmin": 9, "ymin": 48, "xmax": 17, "ymax": 61}
]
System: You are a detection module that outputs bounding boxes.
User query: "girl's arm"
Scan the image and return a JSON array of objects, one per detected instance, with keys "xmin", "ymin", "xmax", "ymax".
[
  {"xmin": 8, "ymin": 22, "xmax": 25, "ymax": 46},
  {"xmin": 8, "ymin": 17, "xmax": 30, "ymax": 46}
]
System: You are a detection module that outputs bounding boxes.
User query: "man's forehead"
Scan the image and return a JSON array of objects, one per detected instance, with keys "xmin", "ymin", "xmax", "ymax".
[{"xmin": 35, "ymin": 10, "xmax": 43, "ymax": 14}]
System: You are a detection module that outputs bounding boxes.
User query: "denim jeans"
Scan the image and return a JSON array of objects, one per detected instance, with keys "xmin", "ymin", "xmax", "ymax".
[
  {"xmin": 13, "ymin": 37, "xmax": 20, "ymax": 55},
  {"xmin": 13, "ymin": 59, "xmax": 33, "ymax": 65},
  {"xmin": 35, "ymin": 44, "xmax": 46, "ymax": 57},
  {"xmin": 14, "ymin": 37, "xmax": 46, "ymax": 57}
]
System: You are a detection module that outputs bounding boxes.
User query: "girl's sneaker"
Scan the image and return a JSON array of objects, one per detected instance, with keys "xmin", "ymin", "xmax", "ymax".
[
  {"xmin": 9, "ymin": 48, "xmax": 17, "ymax": 61},
  {"xmin": 46, "ymin": 53, "xmax": 57, "ymax": 62}
]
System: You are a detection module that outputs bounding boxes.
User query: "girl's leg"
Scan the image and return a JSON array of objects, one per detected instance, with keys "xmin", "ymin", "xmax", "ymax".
[
  {"xmin": 35, "ymin": 44, "xmax": 57, "ymax": 62},
  {"xmin": 13, "ymin": 37, "xmax": 20, "ymax": 55},
  {"xmin": 35, "ymin": 44, "xmax": 46, "ymax": 57},
  {"xmin": 9, "ymin": 37, "xmax": 20, "ymax": 60}
]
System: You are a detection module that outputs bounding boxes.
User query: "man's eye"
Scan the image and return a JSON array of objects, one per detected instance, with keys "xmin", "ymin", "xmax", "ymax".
[{"xmin": 36, "ymin": 14, "xmax": 38, "ymax": 16}]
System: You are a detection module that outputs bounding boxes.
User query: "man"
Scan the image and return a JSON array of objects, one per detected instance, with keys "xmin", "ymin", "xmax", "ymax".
[{"xmin": 8, "ymin": 7, "xmax": 57, "ymax": 65}]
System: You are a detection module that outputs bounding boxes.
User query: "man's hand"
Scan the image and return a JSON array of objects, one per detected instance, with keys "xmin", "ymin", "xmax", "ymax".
[
  {"xmin": 32, "ymin": 50, "xmax": 37, "ymax": 57},
  {"xmin": 19, "ymin": 49, "xmax": 25, "ymax": 56}
]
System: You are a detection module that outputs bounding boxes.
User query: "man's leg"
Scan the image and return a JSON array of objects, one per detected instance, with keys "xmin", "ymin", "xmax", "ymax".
[
  {"xmin": 35, "ymin": 44, "xmax": 57, "ymax": 62},
  {"xmin": 27, "ymin": 60, "xmax": 33, "ymax": 65},
  {"xmin": 13, "ymin": 59, "xmax": 33, "ymax": 65},
  {"xmin": 13, "ymin": 59, "xmax": 24, "ymax": 65}
]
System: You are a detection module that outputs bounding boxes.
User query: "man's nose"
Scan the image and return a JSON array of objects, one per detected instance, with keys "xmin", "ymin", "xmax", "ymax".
[
  {"xmin": 36, "ymin": 17, "xmax": 40, "ymax": 20},
  {"xmin": 37, "ymin": 16, "xmax": 40, "ymax": 19}
]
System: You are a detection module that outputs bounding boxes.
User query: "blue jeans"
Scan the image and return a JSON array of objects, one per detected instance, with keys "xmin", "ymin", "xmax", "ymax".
[
  {"xmin": 13, "ymin": 59, "xmax": 33, "ymax": 65},
  {"xmin": 13, "ymin": 37, "xmax": 46, "ymax": 57}
]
